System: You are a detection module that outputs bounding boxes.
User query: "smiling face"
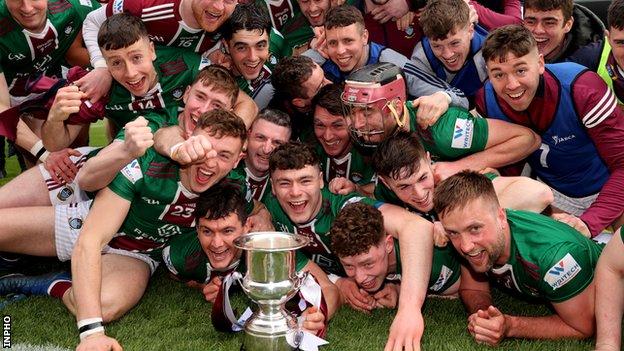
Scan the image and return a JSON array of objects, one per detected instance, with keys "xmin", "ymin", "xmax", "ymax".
[
  {"xmin": 326, "ymin": 23, "xmax": 369, "ymax": 73},
  {"xmin": 486, "ymin": 49, "xmax": 544, "ymax": 111},
  {"xmin": 608, "ymin": 27, "xmax": 624, "ymax": 70},
  {"xmin": 102, "ymin": 38, "xmax": 158, "ymax": 97},
  {"xmin": 313, "ymin": 106, "xmax": 351, "ymax": 157},
  {"xmin": 246, "ymin": 119, "xmax": 291, "ymax": 176},
  {"xmin": 6, "ymin": 0, "xmax": 47, "ymax": 32},
  {"xmin": 440, "ymin": 198, "xmax": 509, "ymax": 273},
  {"xmin": 271, "ymin": 165, "xmax": 324, "ymax": 224},
  {"xmin": 185, "ymin": 129, "xmax": 244, "ymax": 193},
  {"xmin": 298, "ymin": 0, "xmax": 331, "ymax": 27},
  {"xmin": 339, "ymin": 236, "xmax": 393, "ymax": 292},
  {"xmin": 429, "ymin": 24, "xmax": 474, "ymax": 72},
  {"xmin": 227, "ymin": 29, "xmax": 270, "ymax": 81},
  {"xmin": 191, "ymin": 0, "xmax": 237, "ymax": 32},
  {"xmin": 197, "ymin": 213, "xmax": 248, "ymax": 270},
  {"xmin": 180, "ymin": 83, "xmax": 234, "ymax": 138},
  {"xmin": 381, "ymin": 158, "xmax": 435, "ymax": 212},
  {"xmin": 523, "ymin": 8, "xmax": 573, "ymax": 60}
]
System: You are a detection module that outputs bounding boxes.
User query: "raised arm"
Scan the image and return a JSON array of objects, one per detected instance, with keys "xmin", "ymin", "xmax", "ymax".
[
  {"xmin": 41, "ymin": 86, "xmax": 88, "ymax": 151},
  {"xmin": 492, "ymin": 175, "xmax": 554, "ymax": 213}
]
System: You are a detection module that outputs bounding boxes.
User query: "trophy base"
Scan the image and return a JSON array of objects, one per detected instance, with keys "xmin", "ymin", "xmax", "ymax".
[{"xmin": 240, "ymin": 330, "xmax": 303, "ymax": 351}]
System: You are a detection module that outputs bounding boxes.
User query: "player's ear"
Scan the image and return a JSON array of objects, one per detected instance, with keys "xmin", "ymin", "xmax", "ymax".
[
  {"xmin": 292, "ymin": 98, "xmax": 306, "ymax": 109},
  {"xmin": 318, "ymin": 170, "xmax": 324, "ymax": 189},
  {"xmin": 384, "ymin": 234, "xmax": 393, "ymax": 253}
]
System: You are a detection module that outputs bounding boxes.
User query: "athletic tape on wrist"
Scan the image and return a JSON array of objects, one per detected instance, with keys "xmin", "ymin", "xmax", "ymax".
[
  {"xmin": 169, "ymin": 142, "xmax": 184, "ymax": 159},
  {"xmin": 78, "ymin": 318, "xmax": 105, "ymax": 340}
]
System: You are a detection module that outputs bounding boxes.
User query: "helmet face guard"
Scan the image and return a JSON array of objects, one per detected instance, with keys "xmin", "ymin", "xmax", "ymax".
[{"xmin": 341, "ymin": 77, "xmax": 406, "ymax": 149}]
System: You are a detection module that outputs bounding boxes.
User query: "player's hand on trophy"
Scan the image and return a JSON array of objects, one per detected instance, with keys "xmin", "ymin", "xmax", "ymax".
[
  {"xmin": 328, "ymin": 177, "xmax": 356, "ymax": 195},
  {"xmin": 44, "ymin": 148, "xmax": 81, "ymax": 184},
  {"xmin": 76, "ymin": 333, "xmax": 122, "ymax": 351},
  {"xmin": 48, "ymin": 85, "xmax": 86, "ymax": 123},
  {"xmin": 202, "ymin": 276, "xmax": 223, "ymax": 303},
  {"xmin": 170, "ymin": 135, "xmax": 217, "ymax": 166},
  {"xmin": 301, "ymin": 306, "xmax": 326, "ymax": 334},
  {"xmin": 373, "ymin": 282, "xmax": 399, "ymax": 309},
  {"xmin": 551, "ymin": 213, "xmax": 591, "ymax": 238},
  {"xmin": 467, "ymin": 306, "xmax": 507, "ymax": 346},
  {"xmin": 335, "ymin": 277, "xmax": 374, "ymax": 313},
  {"xmin": 75, "ymin": 67, "xmax": 113, "ymax": 103},
  {"xmin": 412, "ymin": 92, "xmax": 450, "ymax": 129}
]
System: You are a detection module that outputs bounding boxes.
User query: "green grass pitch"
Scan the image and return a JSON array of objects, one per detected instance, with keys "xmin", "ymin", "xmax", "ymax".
[{"xmin": 0, "ymin": 122, "xmax": 597, "ymax": 350}]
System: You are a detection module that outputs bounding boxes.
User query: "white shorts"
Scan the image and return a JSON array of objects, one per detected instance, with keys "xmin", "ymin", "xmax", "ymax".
[
  {"xmin": 39, "ymin": 147, "xmax": 97, "ymax": 206},
  {"xmin": 54, "ymin": 200, "xmax": 159, "ymax": 274},
  {"xmin": 550, "ymin": 187, "xmax": 599, "ymax": 217}
]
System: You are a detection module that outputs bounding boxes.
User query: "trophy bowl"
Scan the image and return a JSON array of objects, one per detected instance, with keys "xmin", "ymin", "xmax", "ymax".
[{"xmin": 234, "ymin": 232, "xmax": 310, "ymax": 351}]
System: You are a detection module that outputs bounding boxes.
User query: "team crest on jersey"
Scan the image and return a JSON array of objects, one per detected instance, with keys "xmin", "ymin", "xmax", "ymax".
[
  {"xmin": 121, "ymin": 159, "xmax": 143, "ymax": 183},
  {"xmin": 157, "ymin": 224, "xmax": 183, "ymax": 237},
  {"xmin": 112, "ymin": 0, "xmax": 124, "ymax": 14},
  {"xmin": 172, "ymin": 87, "xmax": 184, "ymax": 100},
  {"xmin": 79, "ymin": 0, "xmax": 93, "ymax": 7},
  {"xmin": 269, "ymin": 54, "xmax": 278, "ymax": 66},
  {"xmin": 351, "ymin": 173, "xmax": 363, "ymax": 183},
  {"xmin": 451, "ymin": 118, "xmax": 474, "ymax": 149},
  {"xmin": 57, "ymin": 186, "xmax": 74, "ymax": 202},
  {"xmin": 544, "ymin": 253, "xmax": 581, "ymax": 290},
  {"xmin": 68, "ymin": 217, "xmax": 83, "ymax": 230},
  {"xmin": 404, "ymin": 26, "xmax": 415, "ymax": 38},
  {"xmin": 64, "ymin": 25, "xmax": 73, "ymax": 35},
  {"xmin": 8, "ymin": 53, "xmax": 26, "ymax": 61}
]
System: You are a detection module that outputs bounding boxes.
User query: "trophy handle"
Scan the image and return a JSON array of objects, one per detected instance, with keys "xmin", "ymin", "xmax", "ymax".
[{"xmin": 294, "ymin": 270, "xmax": 309, "ymax": 291}]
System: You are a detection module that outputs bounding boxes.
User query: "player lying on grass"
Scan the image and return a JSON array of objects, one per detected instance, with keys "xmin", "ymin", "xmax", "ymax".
[
  {"xmin": 434, "ymin": 171, "xmax": 602, "ymax": 346},
  {"xmin": 331, "ymin": 202, "xmax": 460, "ymax": 312},
  {"xmin": 262, "ymin": 141, "xmax": 434, "ymax": 350},
  {"xmin": 0, "ymin": 110, "xmax": 247, "ymax": 351},
  {"xmin": 163, "ymin": 181, "xmax": 340, "ymax": 336}
]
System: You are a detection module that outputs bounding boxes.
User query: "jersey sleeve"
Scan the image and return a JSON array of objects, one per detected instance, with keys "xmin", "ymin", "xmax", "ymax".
[
  {"xmin": 469, "ymin": 0, "xmax": 522, "ymax": 30},
  {"xmin": 67, "ymin": 0, "xmax": 101, "ymax": 19},
  {"xmin": 572, "ymin": 71, "xmax": 624, "ymax": 236},
  {"xmin": 107, "ymin": 158, "xmax": 143, "ymax": 201},
  {"xmin": 538, "ymin": 242, "xmax": 597, "ymax": 303},
  {"xmin": 162, "ymin": 232, "xmax": 208, "ymax": 282},
  {"xmin": 427, "ymin": 106, "xmax": 488, "ymax": 160},
  {"xmin": 334, "ymin": 191, "xmax": 380, "ymax": 213},
  {"xmin": 106, "ymin": 0, "xmax": 140, "ymax": 16}
]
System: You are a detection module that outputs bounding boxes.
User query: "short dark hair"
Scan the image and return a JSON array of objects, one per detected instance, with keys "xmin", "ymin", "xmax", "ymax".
[
  {"xmin": 420, "ymin": 0, "xmax": 470, "ymax": 40},
  {"xmin": 609, "ymin": 0, "xmax": 624, "ymax": 30},
  {"xmin": 372, "ymin": 131, "xmax": 428, "ymax": 180},
  {"xmin": 331, "ymin": 202, "xmax": 385, "ymax": 258},
  {"xmin": 325, "ymin": 4, "xmax": 365, "ymax": 31},
  {"xmin": 524, "ymin": 0, "xmax": 573, "ymax": 22},
  {"xmin": 433, "ymin": 171, "xmax": 499, "ymax": 217},
  {"xmin": 482, "ymin": 25, "xmax": 537, "ymax": 63},
  {"xmin": 98, "ymin": 13, "xmax": 149, "ymax": 51},
  {"xmin": 193, "ymin": 65, "xmax": 239, "ymax": 107},
  {"xmin": 195, "ymin": 181, "xmax": 248, "ymax": 224},
  {"xmin": 269, "ymin": 141, "xmax": 320, "ymax": 174},
  {"xmin": 272, "ymin": 56, "xmax": 317, "ymax": 100},
  {"xmin": 313, "ymin": 83, "xmax": 345, "ymax": 117},
  {"xmin": 196, "ymin": 109, "xmax": 248, "ymax": 144},
  {"xmin": 253, "ymin": 109, "xmax": 292, "ymax": 130},
  {"xmin": 222, "ymin": 3, "xmax": 271, "ymax": 41}
]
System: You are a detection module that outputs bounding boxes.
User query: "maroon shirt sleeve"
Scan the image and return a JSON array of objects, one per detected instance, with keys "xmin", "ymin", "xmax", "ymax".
[
  {"xmin": 573, "ymin": 71, "xmax": 624, "ymax": 236},
  {"xmin": 469, "ymin": 0, "xmax": 522, "ymax": 30},
  {"xmin": 474, "ymin": 86, "xmax": 487, "ymax": 116}
]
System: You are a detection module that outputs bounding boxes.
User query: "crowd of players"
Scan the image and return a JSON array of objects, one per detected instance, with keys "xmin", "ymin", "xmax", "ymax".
[{"xmin": 1, "ymin": 0, "xmax": 624, "ymax": 349}]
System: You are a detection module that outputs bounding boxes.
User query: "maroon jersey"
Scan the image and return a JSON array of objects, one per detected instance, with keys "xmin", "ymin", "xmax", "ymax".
[
  {"xmin": 106, "ymin": 0, "xmax": 222, "ymax": 53},
  {"xmin": 364, "ymin": 12, "xmax": 422, "ymax": 58},
  {"xmin": 476, "ymin": 68, "xmax": 624, "ymax": 236}
]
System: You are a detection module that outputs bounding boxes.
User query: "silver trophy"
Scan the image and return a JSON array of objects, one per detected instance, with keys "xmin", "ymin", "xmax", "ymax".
[{"xmin": 234, "ymin": 231, "xmax": 310, "ymax": 351}]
